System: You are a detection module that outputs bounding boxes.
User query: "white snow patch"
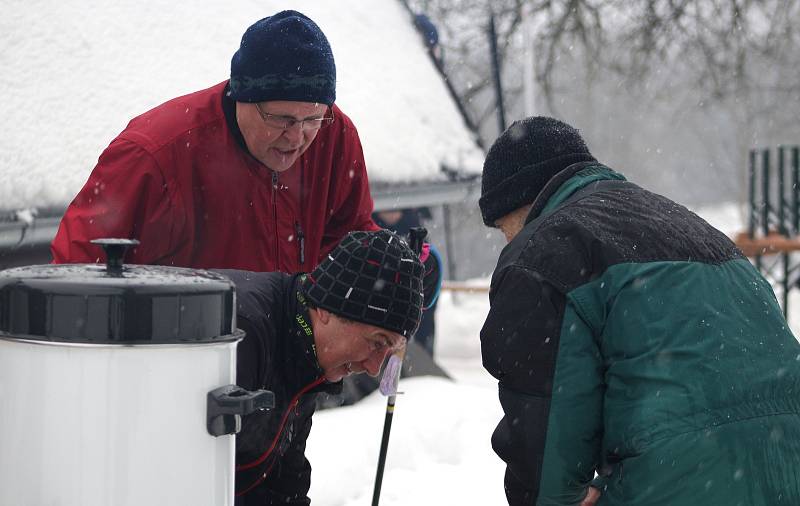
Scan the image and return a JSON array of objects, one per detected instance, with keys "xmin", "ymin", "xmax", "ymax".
[
  {"xmin": 1, "ymin": 0, "xmax": 483, "ymax": 211},
  {"xmin": 306, "ymin": 289, "xmax": 505, "ymax": 505},
  {"xmin": 691, "ymin": 201, "xmax": 746, "ymax": 238}
]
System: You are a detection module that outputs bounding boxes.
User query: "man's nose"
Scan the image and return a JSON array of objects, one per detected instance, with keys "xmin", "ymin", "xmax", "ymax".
[
  {"xmin": 363, "ymin": 349, "xmax": 391, "ymax": 377},
  {"xmin": 282, "ymin": 123, "xmax": 304, "ymax": 144}
]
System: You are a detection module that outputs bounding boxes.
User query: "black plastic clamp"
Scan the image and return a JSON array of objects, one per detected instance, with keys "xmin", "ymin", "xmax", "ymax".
[{"xmin": 207, "ymin": 385, "xmax": 276, "ymax": 437}]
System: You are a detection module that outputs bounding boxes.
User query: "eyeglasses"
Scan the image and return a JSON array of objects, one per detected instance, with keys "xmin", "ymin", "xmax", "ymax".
[{"xmin": 254, "ymin": 102, "xmax": 334, "ymax": 131}]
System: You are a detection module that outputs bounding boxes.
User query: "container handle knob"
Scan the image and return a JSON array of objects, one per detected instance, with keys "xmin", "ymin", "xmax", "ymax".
[
  {"xmin": 207, "ymin": 385, "xmax": 276, "ymax": 437},
  {"xmin": 90, "ymin": 238, "xmax": 140, "ymax": 274}
]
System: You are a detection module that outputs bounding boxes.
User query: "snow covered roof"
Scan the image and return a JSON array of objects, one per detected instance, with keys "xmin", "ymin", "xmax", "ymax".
[{"xmin": 0, "ymin": 0, "xmax": 483, "ymax": 212}]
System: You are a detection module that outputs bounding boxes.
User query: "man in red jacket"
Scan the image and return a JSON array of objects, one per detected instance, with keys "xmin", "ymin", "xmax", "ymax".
[{"xmin": 51, "ymin": 10, "xmax": 378, "ymax": 273}]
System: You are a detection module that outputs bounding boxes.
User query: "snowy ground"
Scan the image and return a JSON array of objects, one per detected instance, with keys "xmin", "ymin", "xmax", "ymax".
[
  {"xmin": 305, "ymin": 202, "xmax": 800, "ymax": 505},
  {"xmin": 306, "ymin": 288, "xmax": 504, "ymax": 505}
]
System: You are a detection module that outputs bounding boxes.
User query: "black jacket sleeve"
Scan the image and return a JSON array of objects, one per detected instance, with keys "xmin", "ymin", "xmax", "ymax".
[
  {"xmin": 258, "ymin": 403, "xmax": 315, "ymax": 505},
  {"xmin": 481, "ymin": 265, "xmax": 563, "ymax": 504},
  {"xmin": 481, "ymin": 265, "xmax": 602, "ymax": 505},
  {"xmin": 222, "ymin": 269, "xmax": 321, "ymax": 505},
  {"xmin": 236, "ymin": 399, "xmax": 316, "ymax": 506}
]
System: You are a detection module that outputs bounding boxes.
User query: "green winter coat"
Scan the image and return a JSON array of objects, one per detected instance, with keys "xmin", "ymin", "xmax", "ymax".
[{"xmin": 481, "ymin": 163, "xmax": 800, "ymax": 505}]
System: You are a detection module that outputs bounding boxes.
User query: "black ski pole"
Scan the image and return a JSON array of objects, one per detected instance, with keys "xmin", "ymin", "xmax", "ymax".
[{"xmin": 371, "ymin": 227, "xmax": 427, "ymax": 506}]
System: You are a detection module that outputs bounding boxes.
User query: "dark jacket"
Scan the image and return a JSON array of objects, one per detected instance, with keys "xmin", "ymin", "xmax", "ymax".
[
  {"xmin": 52, "ymin": 81, "xmax": 378, "ymax": 272},
  {"xmin": 218, "ymin": 269, "xmax": 340, "ymax": 505},
  {"xmin": 481, "ymin": 163, "xmax": 800, "ymax": 505}
]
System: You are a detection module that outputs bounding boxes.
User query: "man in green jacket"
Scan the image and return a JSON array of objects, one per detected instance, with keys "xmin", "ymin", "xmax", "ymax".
[{"xmin": 478, "ymin": 116, "xmax": 800, "ymax": 505}]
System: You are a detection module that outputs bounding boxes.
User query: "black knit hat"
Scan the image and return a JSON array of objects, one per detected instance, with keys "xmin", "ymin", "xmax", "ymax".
[
  {"xmin": 228, "ymin": 10, "xmax": 336, "ymax": 105},
  {"xmin": 301, "ymin": 230, "xmax": 424, "ymax": 338},
  {"xmin": 479, "ymin": 116, "xmax": 596, "ymax": 226}
]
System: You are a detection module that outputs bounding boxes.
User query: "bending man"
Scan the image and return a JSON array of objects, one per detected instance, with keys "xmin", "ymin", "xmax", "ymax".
[
  {"xmin": 222, "ymin": 229, "xmax": 423, "ymax": 504},
  {"xmin": 478, "ymin": 116, "xmax": 800, "ymax": 505}
]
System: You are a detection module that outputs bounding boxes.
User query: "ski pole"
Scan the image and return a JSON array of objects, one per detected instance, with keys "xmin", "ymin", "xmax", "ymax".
[
  {"xmin": 371, "ymin": 227, "xmax": 427, "ymax": 506},
  {"xmin": 371, "ymin": 349, "xmax": 404, "ymax": 506}
]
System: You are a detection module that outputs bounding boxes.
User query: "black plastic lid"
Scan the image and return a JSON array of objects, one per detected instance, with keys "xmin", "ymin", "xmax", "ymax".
[{"xmin": 0, "ymin": 248, "xmax": 238, "ymax": 344}]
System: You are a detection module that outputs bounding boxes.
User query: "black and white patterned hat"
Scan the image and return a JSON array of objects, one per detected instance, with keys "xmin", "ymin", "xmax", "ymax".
[{"xmin": 301, "ymin": 230, "xmax": 424, "ymax": 338}]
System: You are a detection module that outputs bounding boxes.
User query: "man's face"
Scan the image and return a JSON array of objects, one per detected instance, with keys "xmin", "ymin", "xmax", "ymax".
[
  {"xmin": 311, "ymin": 308, "xmax": 406, "ymax": 383},
  {"xmin": 494, "ymin": 204, "xmax": 532, "ymax": 243},
  {"xmin": 236, "ymin": 100, "xmax": 329, "ymax": 173}
]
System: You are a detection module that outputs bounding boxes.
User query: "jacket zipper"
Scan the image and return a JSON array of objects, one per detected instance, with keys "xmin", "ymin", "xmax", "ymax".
[
  {"xmin": 271, "ymin": 171, "xmax": 280, "ymax": 269},
  {"xmin": 295, "ymin": 221, "xmax": 305, "ymax": 267}
]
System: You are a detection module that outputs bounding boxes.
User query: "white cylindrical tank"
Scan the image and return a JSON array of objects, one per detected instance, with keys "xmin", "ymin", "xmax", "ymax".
[
  {"xmin": 0, "ymin": 338, "xmax": 237, "ymax": 506},
  {"xmin": 0, "ymin": 240, "xmax": 272, "ymax": 506}
]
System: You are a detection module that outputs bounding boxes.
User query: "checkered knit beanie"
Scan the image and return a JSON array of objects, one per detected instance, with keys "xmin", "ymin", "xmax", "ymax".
[
  {"xmin": 479, "ymin": 116, "xmax": 596, "ymax": 226},
  {"xmin": 228, "ymin": 10, "xmax": 336, "ymax": 105},
  {"xmin": 301, "ymin": 230, "xmax": 424, "ymax": 338}
]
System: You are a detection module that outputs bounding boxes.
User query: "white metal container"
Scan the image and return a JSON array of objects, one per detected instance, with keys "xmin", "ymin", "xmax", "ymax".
[
  {"xmin": 0, "ymin": 240, "xmax": 271, "ymax": 506},
  {"xmin": 0, "ymin": 338, "xmax": 237, "ymax": 506}
]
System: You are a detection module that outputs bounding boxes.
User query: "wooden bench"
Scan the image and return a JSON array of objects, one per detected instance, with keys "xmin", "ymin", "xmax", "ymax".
[
  {"xmin": 733, "ymin": 231, "xmax": 800, "ymax": 257},
  {"xmin": 441, "ymin": 281, "xmax": 490, "ymax": 293}
]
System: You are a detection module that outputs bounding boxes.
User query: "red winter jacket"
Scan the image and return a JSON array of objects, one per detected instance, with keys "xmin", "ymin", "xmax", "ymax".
[{"xmin": 51, "ymin": 81, "xmax": 378, "ymax": 272}]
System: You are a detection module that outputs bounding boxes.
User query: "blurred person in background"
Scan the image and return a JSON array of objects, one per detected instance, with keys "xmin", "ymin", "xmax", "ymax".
[
  {"xmin": 373, "ymin": 207, "xmax": 440, "ymax": 356},
  {"xmin": 478, "ymin": 116, "xmax": 800, "ymax": 506},
  {"xmin": 412, "ymin": 12, "xmax": 443, "ymax": 63}
]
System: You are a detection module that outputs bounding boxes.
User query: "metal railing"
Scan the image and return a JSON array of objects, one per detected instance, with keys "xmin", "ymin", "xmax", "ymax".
[{"xmin": 742, "ymin": 145, "xmax": 800, "ymax": 317}]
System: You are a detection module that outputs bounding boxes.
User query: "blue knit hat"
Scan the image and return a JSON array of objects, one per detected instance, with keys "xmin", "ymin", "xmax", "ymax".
[{"xmin": 228, "ymin": 10, "xmax": 336, "ymax": 105}]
